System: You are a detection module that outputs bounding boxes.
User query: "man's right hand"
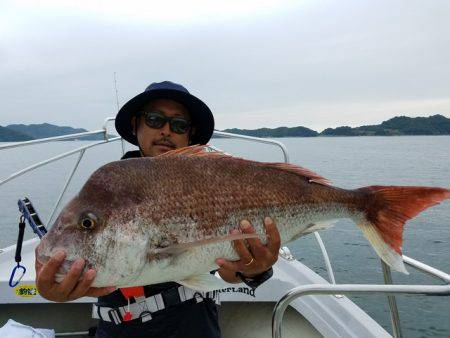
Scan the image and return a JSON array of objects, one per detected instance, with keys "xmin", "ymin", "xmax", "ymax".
[{"xmin": 35, "ymin": 249, "xmax": 116, "ymax": 302}]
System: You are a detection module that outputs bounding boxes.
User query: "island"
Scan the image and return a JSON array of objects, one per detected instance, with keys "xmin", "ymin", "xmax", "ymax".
[
  {"xmin": 1, "ymin": 115, "xmax": 449, "ymax": 142},
  {"xmin": 320, "ymin": 115, "xmax": 450, "ymax": 136},
  {"xmin": 0, "ymin": 126, "xmax": 34, "ymax": 142},
  {"xmin": 0, "ymin": 123, "xmax": 116, "ymax": 142},
  {"xmin": 223, "ymin": 126, "xmax": 318, "ymax": 138},
  {"xmin": 222, "ymin": 115, "xmax": 449, "ymax": 137}
]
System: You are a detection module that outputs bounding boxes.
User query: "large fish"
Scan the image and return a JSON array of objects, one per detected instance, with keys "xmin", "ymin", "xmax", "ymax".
[{"xmin": 36, "ymin": 146, "xmax": 450, "ymax": 291}]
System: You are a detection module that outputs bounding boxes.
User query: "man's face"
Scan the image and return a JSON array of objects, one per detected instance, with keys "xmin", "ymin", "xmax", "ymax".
[{"xmin": 132, "ymin": 99, "xmax": 192, "ymax": 157}]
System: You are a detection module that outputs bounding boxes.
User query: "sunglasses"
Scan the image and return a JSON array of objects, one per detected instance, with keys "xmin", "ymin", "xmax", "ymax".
[{"xmin": 140, "ymin": 111, "xmax": 191, "ymax": 134}]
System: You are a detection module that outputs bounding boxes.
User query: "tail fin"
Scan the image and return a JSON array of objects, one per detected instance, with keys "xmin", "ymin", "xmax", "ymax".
[{"xmin": 355, "ymin": 186, "xmax": 450, "ymax": 273}]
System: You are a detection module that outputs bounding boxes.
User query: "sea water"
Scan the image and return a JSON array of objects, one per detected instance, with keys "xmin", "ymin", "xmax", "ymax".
[{"xmin": 0, "ymin": 136, "xmax": 449, "ymax": 337}]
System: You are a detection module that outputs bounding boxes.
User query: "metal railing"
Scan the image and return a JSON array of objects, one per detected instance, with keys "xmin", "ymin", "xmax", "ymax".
[
  {"xmin": 0, "ymin": 118, "xmax": 121, "ymax": 226},
  {"xmin": 272, "ymin": 254, "xmax": 450, "ymax": 338},
  {"xmin": 381, "ymin": 261, "xmax": 402, "ymax": 337},
  {"xmin": 213, "ymin": 130, "xmax": 290, "ymax": 162}
]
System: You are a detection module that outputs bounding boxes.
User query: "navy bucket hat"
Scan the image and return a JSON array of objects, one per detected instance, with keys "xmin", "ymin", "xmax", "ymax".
[{"xmin": 115, "ymin": 81, "xmax": 214, "ymax": 146}]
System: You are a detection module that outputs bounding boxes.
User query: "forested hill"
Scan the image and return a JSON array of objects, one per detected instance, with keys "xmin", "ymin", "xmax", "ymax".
[
  {"xmin": 0, "ymin": 125, "xmax": 34, "ymax": 141},
  {"xmin": 223, "ymin": 126, "xmax": 318, "ymax": 137},
  {"xmin": 222, "ymin": 115, "xmax": 450, "ymax": 137},
  {"xmin": 0, "ymin": 123, "xmax": 115, "ymax": 141},
  {"xmin": 321, "ymin": 115, "xmax": 450, "ymax": 136},
  {"xmin": 1, "ymin": 115, "xmax": 449, "ymax": 141}
]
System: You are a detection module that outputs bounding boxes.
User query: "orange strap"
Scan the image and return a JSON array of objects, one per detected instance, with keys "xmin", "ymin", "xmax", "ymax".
[
  {"xmin": 119, "ymin": 286, "xmax": 145, "ymax": 322},
  {"xmin": 119, "ymin": 286, "xmax": 145, "ymax": 299}
]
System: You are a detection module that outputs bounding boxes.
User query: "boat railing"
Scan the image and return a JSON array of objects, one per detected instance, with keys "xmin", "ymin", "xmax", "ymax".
[
  {"xmin": 0, "ymin": 118, "xmax": 122, "ymax": 226},
  {"xmin": 272, "ymin": 255, "xmax": 450, "ymax": 338}
]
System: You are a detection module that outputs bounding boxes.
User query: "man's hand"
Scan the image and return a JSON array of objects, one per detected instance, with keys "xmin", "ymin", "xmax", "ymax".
[
  {"xmin": 35, "ymin": 249, "xmax": 116, "ymax": 302},
  {"xmin": 216, "ymin": 217, "xmax": 281, "ymax": 283}
]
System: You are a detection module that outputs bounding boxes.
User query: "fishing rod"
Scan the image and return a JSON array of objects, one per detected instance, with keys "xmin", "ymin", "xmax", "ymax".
[{"xmin": 114, "ymin": 72, "xmax": 125, "ymax": 155}]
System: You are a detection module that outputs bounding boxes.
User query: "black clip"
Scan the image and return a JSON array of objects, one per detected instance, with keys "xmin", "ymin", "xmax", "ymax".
[
  {"xmin": 9, "ymin": 216, "xmax": 27, "ymax": 287},
  {"xmin": 18, "ymin": 198, "xmax": 47, "ymax": 239}
]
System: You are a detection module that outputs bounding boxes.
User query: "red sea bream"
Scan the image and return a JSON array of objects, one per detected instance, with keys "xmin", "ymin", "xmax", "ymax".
[{"xmin": 36, "ymin": 146, "xmax": 450, "ymax": 291}]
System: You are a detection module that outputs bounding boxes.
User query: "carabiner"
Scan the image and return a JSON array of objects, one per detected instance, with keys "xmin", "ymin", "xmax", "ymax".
[{"xmin": 9, "ymin": 263, "xmax": 27, "ymax": 288}]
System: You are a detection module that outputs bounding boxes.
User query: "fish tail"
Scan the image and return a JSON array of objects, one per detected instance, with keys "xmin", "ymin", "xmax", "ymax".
[{"xmin": 354, "ymin": 186, "xmax": 450, "ymax": 273}]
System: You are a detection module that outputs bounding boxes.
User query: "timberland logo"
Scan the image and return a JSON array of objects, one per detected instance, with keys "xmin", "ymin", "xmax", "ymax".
[
  {"xmin": 14, "ymin": 284, "xmax": 39, "ymax": 298},
  {"xmin": 218, "ymin": 286, "xmax": 255, "ymax": 297}
]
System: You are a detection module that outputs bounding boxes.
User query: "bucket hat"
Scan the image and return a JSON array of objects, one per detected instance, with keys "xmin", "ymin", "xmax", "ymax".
[{"xmin": 115, "ymin": 81, "xmax": 214, "ymax": 145}]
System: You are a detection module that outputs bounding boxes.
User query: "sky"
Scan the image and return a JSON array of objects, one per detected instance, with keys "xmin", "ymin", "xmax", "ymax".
[{"xmin": 1, "ymin": 0, "xmax": 449, "ymax": 132}]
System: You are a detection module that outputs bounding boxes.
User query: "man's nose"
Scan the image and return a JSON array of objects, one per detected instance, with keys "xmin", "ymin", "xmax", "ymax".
[{"xmin": 159, "ymin": 121, "xmax": 171, "ymax": 136}]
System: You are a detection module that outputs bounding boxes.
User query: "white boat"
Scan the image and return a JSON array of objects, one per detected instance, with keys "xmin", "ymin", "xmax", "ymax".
[{"xmin": 1, "ymin": 118, "xmax": 449, "ymax": 338}]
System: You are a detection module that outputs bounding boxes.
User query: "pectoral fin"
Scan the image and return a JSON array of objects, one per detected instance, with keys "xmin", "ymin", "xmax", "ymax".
[
  {"xmin": 153, "ymin": 233, "xmax": 263, "ymax": 256},
  {"xmin": 302, "ymin": 220, "xmax": 337, "ymax": 235},
  {"xmin": 177, "ymin": 273, "xmax": 229, "ymax": 291}
]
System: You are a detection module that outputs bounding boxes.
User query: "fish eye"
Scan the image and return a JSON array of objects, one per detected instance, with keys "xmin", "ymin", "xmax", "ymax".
[{"xmin": 80, "ymin": 212, "xmax": 98, "ymax": 230}]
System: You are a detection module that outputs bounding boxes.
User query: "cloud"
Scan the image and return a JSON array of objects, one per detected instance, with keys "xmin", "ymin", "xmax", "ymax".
[{"xmin": 0, "ymin": 0, "xmax": 449, "ymax": 131}]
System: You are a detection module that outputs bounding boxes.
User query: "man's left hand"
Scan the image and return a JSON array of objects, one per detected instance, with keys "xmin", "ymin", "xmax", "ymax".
[{"xmin": 216, "ymin": 217, "xmax": 281, "ymax": 282}]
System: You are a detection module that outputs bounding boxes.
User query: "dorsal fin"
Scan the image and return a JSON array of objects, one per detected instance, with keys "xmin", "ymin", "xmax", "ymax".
[
  {"xmin": 264, "ymin": 162, "xmax": 331, "ymax": 186},
  {"xmin": 158, "ymin": 145, "xmax": 331, "ymax": 186},
  {"xmin": 157, "ymin": 145, "xmax": 230, "ymax": 159},
  {"xmin": 157, "ymin": 145, "xmax": 205, "ymax": 157}
]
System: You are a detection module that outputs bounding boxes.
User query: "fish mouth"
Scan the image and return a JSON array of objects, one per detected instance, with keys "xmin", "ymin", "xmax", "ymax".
[
  {"xmin": 36, "ymin": 255, "xmax": 79, "ymax": 282},
  {"xmin": 51, "ymin": 259, "xmax": 72, "ymax": 282},
  {"xmin": 35, "ymin": 245, "xmax": 51, "ymax": 266},
  {"xmin": 36, "ymin": 256, "xmax": 49, "ymax": 266}
]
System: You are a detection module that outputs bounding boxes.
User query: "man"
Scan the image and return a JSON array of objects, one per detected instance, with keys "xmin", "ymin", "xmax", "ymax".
[{"xmin": 36, "ymin": 81, "xmax": 281, "ymax": 337}]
